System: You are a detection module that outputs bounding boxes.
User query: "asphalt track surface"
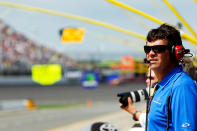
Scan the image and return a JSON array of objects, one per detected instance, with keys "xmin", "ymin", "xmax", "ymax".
[{"xmin": 0, "ymin": 82, "xmax": 146, "ymax": 131}]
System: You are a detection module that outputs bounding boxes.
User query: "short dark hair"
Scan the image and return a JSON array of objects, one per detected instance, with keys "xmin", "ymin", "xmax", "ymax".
[{"xmin": 146, "ymin": 24, "xmax": 182, "ymax": 46}]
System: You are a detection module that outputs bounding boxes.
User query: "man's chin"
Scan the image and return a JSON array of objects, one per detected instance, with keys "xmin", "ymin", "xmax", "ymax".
[{"xmin": 149, "ymin": 64, "xmax": 159, "ymax": 70}]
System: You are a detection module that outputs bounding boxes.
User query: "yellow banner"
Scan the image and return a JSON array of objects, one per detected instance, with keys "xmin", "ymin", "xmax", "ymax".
[
  {"xmin": 61, "ymin": 28, "xmax": 85, "ymax": 43},
  {"xmin": 32, "ymin": 64, "xmax": 62, "ymax": 85}
]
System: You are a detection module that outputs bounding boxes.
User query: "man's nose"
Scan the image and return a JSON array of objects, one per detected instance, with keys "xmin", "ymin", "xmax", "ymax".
[
  {"xmin": 149, "ymin": 49, "xmax": 156, "ymax": 54},
  {"xmin": 147, "ymin": 49, "xmax": 156, "ymax": 58}
]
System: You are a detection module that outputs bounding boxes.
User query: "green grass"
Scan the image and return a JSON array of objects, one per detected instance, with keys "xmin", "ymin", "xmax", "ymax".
[{"xmin": 36, "ymin": 103, "xmax": 85, "ymax": 110}]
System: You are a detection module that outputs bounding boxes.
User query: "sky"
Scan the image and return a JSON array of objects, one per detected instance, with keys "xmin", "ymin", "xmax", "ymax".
[{"xmin": 0, "ymin": 0, "xmax": 196, "ymax": 60}]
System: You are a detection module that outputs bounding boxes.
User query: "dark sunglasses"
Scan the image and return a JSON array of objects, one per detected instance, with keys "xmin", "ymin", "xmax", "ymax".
[
  {"xmin": 146, "ymin": 76, "xmax": 154, "ymax": 80},
  {"xmin": 144, "ymin": 45, "xmax": 171, "ymax": 54}
]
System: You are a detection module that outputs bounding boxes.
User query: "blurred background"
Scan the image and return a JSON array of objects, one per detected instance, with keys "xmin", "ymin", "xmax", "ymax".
[{"xmin": 0, "ymin": 0, "xmax": 197, "ymax": 131}]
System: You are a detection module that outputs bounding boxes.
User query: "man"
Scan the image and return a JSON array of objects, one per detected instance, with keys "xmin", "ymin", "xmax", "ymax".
[
  {"xmin": 144, "ymin": 24, "xmax": 197, "ymax": 130},
  {"xmin": 121, "ymin": 59, "xmax": 197, "ymax": 131},
  {"xmin": 121, "ymin": 69, "xmax": 157, "ymax": 130},
  {"xmin": 120, "ymin": 24, "xmax": 197, "ymax": 131}
]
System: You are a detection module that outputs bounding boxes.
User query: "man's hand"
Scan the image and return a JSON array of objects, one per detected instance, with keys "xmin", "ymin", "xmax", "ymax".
[
  {"xmin": 117, "ymin": 91, "xmax": 132, "ymax": 108},
  {"xmin": 122, "ymin": 97, "xmax": 136, "ymax": 115},
  {"xmin": 124, "ymin": 97, "xmax": 141, "ymax": 121},
  {"xmin": 117, "ymin": 93, "xmax": 141, "ymax": 121}
]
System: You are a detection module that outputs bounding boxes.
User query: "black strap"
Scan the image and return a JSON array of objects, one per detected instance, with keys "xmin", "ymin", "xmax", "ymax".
[
  {"xmin": 145, "ymin": 83, "xmax": 159, "ymax": 131},
  {"xmin": 145, "ymin": 69, "xmax": 152, "ymax": 131},
  {"xmin": 166, "ymin": 96, "xmax": 171, "ymax": 131},
  {"xmin": 165, "ymin": 72, "xmax": 183, "ymax": 131},
  {"xmin": 133, "ymin": 111, "xmax": 139, "ymax": 121},
  {"xmin": 145, "ymin": 96, "xmax": 149, "ymax": 131}
]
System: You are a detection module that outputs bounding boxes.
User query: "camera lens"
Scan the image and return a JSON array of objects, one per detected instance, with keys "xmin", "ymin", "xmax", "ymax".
[{"xmin": 117, "ymin": 88, "xmax": 152, "ymax": 107}]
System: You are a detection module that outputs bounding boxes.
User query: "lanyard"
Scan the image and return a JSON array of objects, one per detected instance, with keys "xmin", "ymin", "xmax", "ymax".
[{"xmin": 149, "ymin": 83, "xmax": 159, "ymax": 103}]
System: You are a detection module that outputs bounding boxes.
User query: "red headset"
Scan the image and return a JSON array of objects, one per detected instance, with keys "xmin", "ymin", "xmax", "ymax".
[
  {"xmin": 171, "ymin": 45, "xmax": 189, "ymax": 60},
  {"xmin": 144, "ymin": 45, "xmax": 191, "ymax": 63}
]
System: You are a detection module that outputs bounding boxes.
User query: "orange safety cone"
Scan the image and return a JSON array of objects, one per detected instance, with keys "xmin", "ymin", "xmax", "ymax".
[
  {"xmin": 26, "ymin": 99, "xmax": 36, "ymax": 109},
  {"xmin": 86, "ymin": 99, "xmax": 92, "ymax": 107}
]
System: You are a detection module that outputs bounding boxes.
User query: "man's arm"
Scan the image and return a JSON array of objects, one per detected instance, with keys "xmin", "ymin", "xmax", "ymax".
[{"xmin": 121, "ymin": 97, "xmax": 142, "ymax": 121}]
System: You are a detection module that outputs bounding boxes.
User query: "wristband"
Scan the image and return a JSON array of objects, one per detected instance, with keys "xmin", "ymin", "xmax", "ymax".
[{"xmin": 133, "ymin": 111, "xmax": 139, "ymax": 121}]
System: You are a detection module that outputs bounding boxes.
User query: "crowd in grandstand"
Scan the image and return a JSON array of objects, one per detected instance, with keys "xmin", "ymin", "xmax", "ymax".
[{"xmin": 0, "ymin": 19, "xmax": 75, "ymax": 75}]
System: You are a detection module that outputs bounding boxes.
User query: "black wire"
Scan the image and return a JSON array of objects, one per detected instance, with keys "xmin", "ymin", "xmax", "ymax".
[{"xmin": 145, "ymin": 68, "xmax": 152, "ymax": 131}]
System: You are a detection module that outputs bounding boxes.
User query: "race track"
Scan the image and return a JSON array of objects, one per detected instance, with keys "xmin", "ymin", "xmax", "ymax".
[{"xmin": 0, "ymin": 82, "xmax": 146, "ymax": 131}]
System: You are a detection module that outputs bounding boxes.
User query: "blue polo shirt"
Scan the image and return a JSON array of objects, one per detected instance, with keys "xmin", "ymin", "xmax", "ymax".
[{"xmin": 148, "ymin": 65, "xmax": 197, "ymax": 131}]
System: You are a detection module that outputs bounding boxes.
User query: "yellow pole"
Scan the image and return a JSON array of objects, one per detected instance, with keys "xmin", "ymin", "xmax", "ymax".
[
  {"xmin": 150, "ymin": 0, "xmax": 176, "ymax": 24},
  {"xmin": 181, "ymin": 33, "xmax": 197, "ymax": 44},
  {"xmin": 98, "ymin": 35, "xmax": 144, "ymax": 52},
  {"xmin": 106, "ymin": 0, "xmax": 197, "ymax": 45},
  {"xmin": 0, "ymin": 1, "xmax": 146, "ymax": 40},
  {"xmin": 162, "ymin": 0, "xmax": 197, "ymax": 38},
  {"xmin": 121, "ymin": 10, "xmax": 150, "ymax": 31},
  {"xmin": 87, "ymin": 30, "xmax": 144, "ymax": 51},
  {"xmin": 106, "ymin": 0, "xmax": 164, "ymax": 24}
]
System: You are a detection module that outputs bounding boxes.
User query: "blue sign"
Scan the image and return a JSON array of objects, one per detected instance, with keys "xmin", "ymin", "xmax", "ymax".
[
  {"xmin": 106, "ymin": 73, "xmax": 120, "ymax": 85},
  {"xmin": 81, "ymin": 71, "xmax": 99, "ymax": 89}
]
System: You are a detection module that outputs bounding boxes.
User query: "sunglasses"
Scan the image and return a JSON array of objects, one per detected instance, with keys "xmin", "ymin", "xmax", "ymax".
[
  {"xmin": 144, "ymin": 45, "xmax": 171, "ymax": 54},
  {"xmin": 146, "ymin": 76, "xmax": 154, "ymax": 80}
]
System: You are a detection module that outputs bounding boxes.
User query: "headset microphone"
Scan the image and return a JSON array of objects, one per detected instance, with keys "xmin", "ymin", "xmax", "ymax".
[
  {"xmin": 184, "ymin": 49, "xmax": 190, "ymax": 54},
  {"xmin": 184, "ymin": 49, "xmax": 193, "ymax": 57},
  {"xmin": 144, "ymin": 58, "xmax": 150, "ymax": 64}
]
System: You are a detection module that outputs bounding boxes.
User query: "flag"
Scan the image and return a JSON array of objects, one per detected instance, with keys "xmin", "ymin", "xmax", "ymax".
[{"xmin": 61, "ymin": 27, "xmax": 85, "ymax": 43}]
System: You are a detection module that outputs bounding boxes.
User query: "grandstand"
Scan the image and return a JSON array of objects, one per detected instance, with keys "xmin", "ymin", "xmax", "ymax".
[{"xmin": 0, "ymin": 19, "xmax": 75, "ymax": 76}]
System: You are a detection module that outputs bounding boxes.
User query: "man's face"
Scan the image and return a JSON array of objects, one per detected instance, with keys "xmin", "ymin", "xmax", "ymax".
[{"xmin": 145, "ymin": 39, "xmax": 172, "ymax": 72}]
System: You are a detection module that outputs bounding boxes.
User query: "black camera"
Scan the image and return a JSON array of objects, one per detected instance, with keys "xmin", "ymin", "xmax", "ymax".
[{"xmin": 117, "ymin": 88, "xmax": 152, "ymax": 108}]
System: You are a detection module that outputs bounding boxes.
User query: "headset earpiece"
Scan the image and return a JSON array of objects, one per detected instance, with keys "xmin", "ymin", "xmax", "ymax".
[{"xmin": 171, "ymin": 45, "xmax": 185, "ymax": 60}]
